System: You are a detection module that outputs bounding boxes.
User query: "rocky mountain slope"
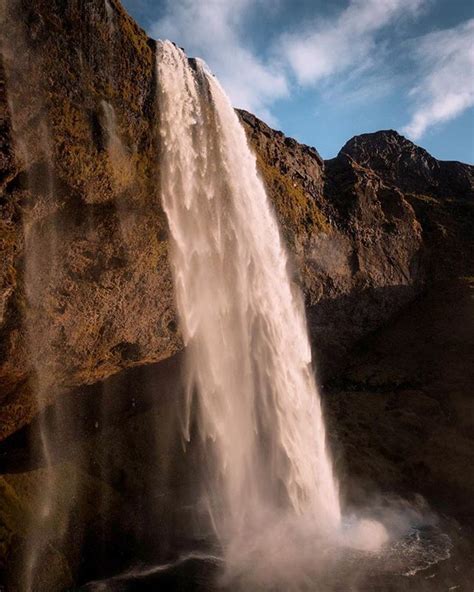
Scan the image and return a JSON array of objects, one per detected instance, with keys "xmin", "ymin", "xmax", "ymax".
[
  {"xmin": 0, "ymin": 0, "xmax": 472, "ymax": 589},
  {"xmin": 239, "ymin": 111, "xmax": 473, "ymax": 372}
]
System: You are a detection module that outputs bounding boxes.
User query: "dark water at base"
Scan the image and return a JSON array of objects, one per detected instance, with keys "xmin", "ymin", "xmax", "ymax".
[{"xmin": 79, "ymin": 520, "xmax": 474, "ymax": 592}]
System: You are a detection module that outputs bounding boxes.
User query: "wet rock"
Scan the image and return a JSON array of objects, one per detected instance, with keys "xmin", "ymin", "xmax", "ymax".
[{"xmin": 0, "ymin": 0, "xmax": 179, "ymax": 439}]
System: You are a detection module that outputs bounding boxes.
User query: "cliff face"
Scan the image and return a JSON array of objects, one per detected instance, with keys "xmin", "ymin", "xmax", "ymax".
[
  {"xmin": 339, "ymin": 130, "xmax": 474, "ymax": 199},
  {"xmin": 0, "ymin": 0, "xmax": 473, "ymax": 441},
  {"xmin": 0, "ymin": 0, "xmax": 179, "ymax": 441},
  {"xmin": 239, "ymin": 111, "xmax": 473, "ymax": 373}
]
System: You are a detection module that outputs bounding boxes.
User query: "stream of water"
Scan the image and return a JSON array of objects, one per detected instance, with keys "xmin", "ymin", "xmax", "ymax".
[{"xmin": 156, "ymin": 40, "xmax": 345, "ymax": 580}]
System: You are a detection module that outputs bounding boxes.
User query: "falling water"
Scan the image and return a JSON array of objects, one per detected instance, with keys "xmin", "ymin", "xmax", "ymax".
[
  {"xmin": 1, "ymin": 6, "xmax": 71, "ymax": 590},
  {"xmin": 156, "ymin": 41, "xmax": 341, "ymax": 558}
]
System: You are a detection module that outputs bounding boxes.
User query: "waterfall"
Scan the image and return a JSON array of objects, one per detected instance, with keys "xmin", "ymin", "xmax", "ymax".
[{"xmin": 156, "ymin": 40, "xmax": 341, "ymax": 555}]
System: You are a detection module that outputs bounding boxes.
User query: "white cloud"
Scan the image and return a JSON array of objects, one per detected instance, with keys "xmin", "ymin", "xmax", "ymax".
[
  {"xmin": 280, "ymin": 0, "xmax": 426, "ymax": 86},
  {"xmin": 151, "ymin": 0, "xmax": 473, "ymax": 142},
  {"xmin": 402, "ymin": 19, "xmax": 474, "ymax": 140},
  {"xmin": 150, "ymin": 0, "xmax": 288, "ymax": 122}
]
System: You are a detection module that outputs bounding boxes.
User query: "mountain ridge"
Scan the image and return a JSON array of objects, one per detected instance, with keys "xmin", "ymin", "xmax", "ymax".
[{"xmin": 238, "ymin": 109, "xmax": 474, "ymax": 171}]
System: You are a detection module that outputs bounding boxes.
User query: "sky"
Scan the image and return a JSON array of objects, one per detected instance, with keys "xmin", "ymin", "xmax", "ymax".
[{"xmin": 122, "ymin": 0, "xmax": 474, "ymax": 163}]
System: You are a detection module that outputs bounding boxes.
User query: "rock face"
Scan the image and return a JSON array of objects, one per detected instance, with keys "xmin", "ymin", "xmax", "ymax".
[
  {"xmin": 0, "ymin": 0, "xmax": 473, "ymax": 589},
  {"xmin": 0, "ymin": 0, "xmax": 180, "ymax": 441},
  {"xmin": 328, "ymin": 278, "xmax": 474, "ymax": 516},
  {"xmin": 339, "ymin": 130, "xmax": 474, "ymax": 199},
  {"xmin": 239, "ymin": 111, "xmax": 473, "ymax": 373}
]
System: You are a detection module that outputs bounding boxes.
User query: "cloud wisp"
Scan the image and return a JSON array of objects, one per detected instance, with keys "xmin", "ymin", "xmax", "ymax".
[
  {"xmin": 280, "ymin": 0, "xmax": 426, "ymax": 86},
  {"xmin": 150, "ymin": 0, "xmax": 288, "ymax": 123},
  {"xmin": 151, "ymin": 0, "xmax": 428, "ymax": 123},
  {"xmin": 151, "ymin": 0, "xmax": 473, "ymax": 145},
  {"xmin": 402, "ymin": 19, "xmax": 474, "ymax": 140}
]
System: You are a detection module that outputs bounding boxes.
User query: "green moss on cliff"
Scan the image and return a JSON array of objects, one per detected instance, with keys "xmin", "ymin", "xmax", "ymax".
[
  {"xmin": 0, "ymin": 463, "xmax": 127, "ymax": 590},
  {"xmin": 0, "ymin": 477, "xmax": 26, "ymax": 562},
  {"xmin": 255, "ymin": 152, "xmax": 331, "ymax": 242}
]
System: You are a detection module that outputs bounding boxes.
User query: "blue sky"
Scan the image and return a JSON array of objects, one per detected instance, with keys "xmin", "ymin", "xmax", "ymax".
[{"xmin": 123, "ymin": 0, "xmax": 474, "ymax": 163}]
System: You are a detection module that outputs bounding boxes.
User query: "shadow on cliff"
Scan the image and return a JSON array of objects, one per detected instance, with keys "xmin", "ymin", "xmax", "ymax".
[
  {"xmin": 0, "ymin": 351, "xmax": 211, "ymax": 588},
  {"xmin": 307, "ymin": 283, "xmax": 421, "ymax": 380},
  {"xmin": 325, "ymin": 278, "xmax": 474, "ymax": 525},
  {"xmin": 0, "ymin": 282, "xmax": 421, "ymax": 474},
  {"xmin": 0, "ymin": 353, "xmax": 183, "ymax": 474},
  {"xmin": 0, "ymin": 279, "xmax": 472, "ymax": 589}
]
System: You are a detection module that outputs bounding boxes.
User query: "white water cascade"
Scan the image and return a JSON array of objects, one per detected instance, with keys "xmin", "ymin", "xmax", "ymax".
[{"xmin": 156, "ymin": 40, "xmax": 341, "ymax": 560}]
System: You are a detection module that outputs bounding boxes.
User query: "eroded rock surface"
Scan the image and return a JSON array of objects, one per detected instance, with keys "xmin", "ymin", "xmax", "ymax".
[
  {"xmin": 239, "ymin": 111, "xmax": 473, "ymax": 374},
  {"xmin": 0, "ymin": 0, "xmax": 180, "ymax": 440}
]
